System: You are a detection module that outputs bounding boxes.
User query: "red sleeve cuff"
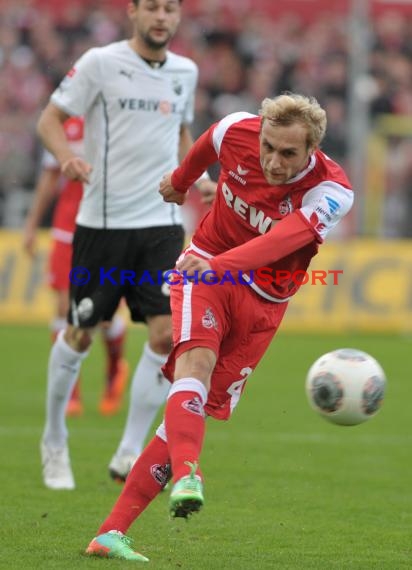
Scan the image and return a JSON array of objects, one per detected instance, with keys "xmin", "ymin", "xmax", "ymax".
[{"xmin": 171, "ymin": 171, "xmax": 188, "ymax": 194}]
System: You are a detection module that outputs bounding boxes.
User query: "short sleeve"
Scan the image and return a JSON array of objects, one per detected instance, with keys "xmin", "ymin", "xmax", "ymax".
[{"xmin": 51, "ymin": 48, "xmax": 102, "ymax": 117}]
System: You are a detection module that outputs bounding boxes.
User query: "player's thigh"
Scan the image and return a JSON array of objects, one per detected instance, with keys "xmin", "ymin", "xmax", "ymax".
[
  {"xmin": 68, "ymin": 226, "xmax": 126, "ymax": 327},
  {"xmin": 170, "ymin": 278, "xmax": 232, "ymax": 354},
  {"xmin": 162, "ymin": 279, "xmax": 233, "ymax": 383},
  {"xmin": 125, "ymin": 225, "xmax": 184, "ymax": 323},
  {"xmin": 205, "ymin": 332, "xmax": 273, "ymax": 419},
  {"xmin": 205, "ymin": 293, "xmax": 288, "ymax": 419}
]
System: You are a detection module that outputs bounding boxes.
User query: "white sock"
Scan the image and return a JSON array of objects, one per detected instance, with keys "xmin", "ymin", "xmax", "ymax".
[
  {"xmin": 115, "ymin": 342, "xmax": 170, "ymax": 457},
  {"xmin": 167, "ymin": 377, "xmax": 208, "ymax": 404},
  {"xmin": 49, "ymin": 318, "xmax": 67, "ymax": 334},
  {"xmin": 42, "ymin": 330, "xmax": 88, "ymax": 448}
]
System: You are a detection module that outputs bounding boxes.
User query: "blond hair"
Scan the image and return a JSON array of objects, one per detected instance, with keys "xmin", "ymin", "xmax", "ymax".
[{"xmin": 259, "ymin": 93, "xmax": 327, "ymax": 149}]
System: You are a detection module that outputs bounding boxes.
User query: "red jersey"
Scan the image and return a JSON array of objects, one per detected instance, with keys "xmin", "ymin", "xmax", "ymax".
[
  {"xmin": 42, "ymin": 116, "xmax": 84, "ymax": 243},
  {"xmin": 172, "ymin": 112, "xmax": 353, "ymax": 302}
]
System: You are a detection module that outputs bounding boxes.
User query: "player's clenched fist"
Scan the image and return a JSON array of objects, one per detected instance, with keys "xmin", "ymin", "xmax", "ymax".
[
  {"xmin": 159, "ymin": 173, "xmax": 186, "ymax": 205},
  {"xmin": 176, "ymin": 254, "xmax": 212, "ymax": 279},
  {"xmin": 61, "ymin": 156, "xmax": 92, "ymax": 183}
]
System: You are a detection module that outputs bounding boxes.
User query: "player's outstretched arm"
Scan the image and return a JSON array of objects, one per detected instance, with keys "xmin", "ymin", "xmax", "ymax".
[
  {"xmin": 172, "ymin": 129, "xmax": 219, "ymax": 193},
  {"xmin": 210, "ymin": 212, "xmax": 318, "ymax": 276},
  {"xmin": 178, "ymin": 124, "xmax": 217, "ymax": 204},
  {"xmin": 209, "ymin": 181, "xmax": 353, "ymax": 276}
]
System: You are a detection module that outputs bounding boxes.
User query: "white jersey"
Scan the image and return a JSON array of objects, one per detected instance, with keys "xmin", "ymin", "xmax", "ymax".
[{"xmin": 51, "ymin": 40, "xmax": 198, "ymax": 229}]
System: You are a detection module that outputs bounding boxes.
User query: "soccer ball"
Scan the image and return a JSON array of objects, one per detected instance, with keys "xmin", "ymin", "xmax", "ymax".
[{"xmin": 305, "ymin": 348, "xmax": 386, "ymax": 426}]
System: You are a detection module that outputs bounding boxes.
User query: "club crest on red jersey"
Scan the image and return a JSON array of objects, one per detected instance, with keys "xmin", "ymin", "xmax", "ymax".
[
  {"xmin": 202, "ymin": 307, "xmax": 218, "ymax": 330},
  {"xmin": 278, "ymin": 196, "xmax": 292, "ymax": 216}
]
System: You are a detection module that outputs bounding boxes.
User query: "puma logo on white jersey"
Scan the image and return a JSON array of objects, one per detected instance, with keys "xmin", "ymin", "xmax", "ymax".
[{"xmin": 119, "ymin": 69, "xmax": 134, "ymax": 80}]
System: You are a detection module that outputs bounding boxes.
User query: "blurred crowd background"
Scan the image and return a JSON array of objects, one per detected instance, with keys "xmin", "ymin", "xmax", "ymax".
[{"xmin": 1, "ymin": 0, "xmax": 412, "ymax": 237}]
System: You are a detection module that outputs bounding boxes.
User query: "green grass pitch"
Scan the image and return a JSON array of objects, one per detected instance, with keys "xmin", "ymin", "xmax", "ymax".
[{"xmin": 0, "ymin": 325, "xmax": 411, "ymax": 569}]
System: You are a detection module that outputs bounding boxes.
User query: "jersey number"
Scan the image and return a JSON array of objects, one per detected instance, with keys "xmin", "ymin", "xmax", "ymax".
[{"xmin": 227, "ymin": 367, "xmax": 253, "ymax": 412}]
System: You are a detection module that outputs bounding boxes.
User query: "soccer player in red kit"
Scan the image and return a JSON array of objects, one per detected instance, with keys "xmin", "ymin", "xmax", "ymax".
[
  {"xmin": 23, "ymin": 116, "xmax": 129, "ymax": 417},
  {"xmin": 85, "ymin": 93, "xmax": 353, "ymax": 562}
]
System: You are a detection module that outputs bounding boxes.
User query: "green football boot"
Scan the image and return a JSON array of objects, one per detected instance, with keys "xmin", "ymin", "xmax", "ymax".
[
  {"xmin": 169, "ymin": 461, "xmax": 204, "ymax": 519},
  {"xmin": 86, "ymin": 530, "xmax": 149, "ymax": 562}
]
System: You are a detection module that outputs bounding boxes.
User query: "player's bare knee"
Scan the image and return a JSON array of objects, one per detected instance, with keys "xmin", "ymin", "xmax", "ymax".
[
  {"xmin": 175, "ymin": 348, "xmax": 216, "ymax": 388},
  {"xmin": 146, "ymin": 314, "xmax": 172, "ymax": 354},
  {"xmin": 148, "ymin": 326, "xmax": 173, "ymax": 355},
  {"xmin": 64, "ymin": 325, "xmax": 93, "ymax": 352}
]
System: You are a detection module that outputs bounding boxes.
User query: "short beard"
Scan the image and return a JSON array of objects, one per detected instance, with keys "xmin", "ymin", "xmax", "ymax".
[{"xmin": 142, "ymin": 31, "xmax": 171, "ymax": 50}]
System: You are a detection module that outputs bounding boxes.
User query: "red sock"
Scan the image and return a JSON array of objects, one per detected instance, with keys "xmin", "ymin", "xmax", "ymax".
[
  {"xmin": 104, "ymin": 331, "xmax": 126, "ymax": 388},
  {"xmin": 165, "ymin": 390, "xmax": 206, "ymax": 483},
  {"xmin": 98, "ymin": 435, "xmax": 170, "ymax": 535}
]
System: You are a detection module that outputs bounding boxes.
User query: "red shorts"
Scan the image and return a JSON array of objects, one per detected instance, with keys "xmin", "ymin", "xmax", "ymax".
[
  {"xmin": 47, "ymin": 240, "xmax": 72, "ymax": 291},
  {"xmin": 163, "ymin": 279, "xmax": 288, "ymax": 420}
]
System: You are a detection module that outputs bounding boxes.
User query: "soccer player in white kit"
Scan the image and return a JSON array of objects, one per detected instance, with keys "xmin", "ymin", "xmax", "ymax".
[
  {"xmin": 23, "ymin": 117, "xmax": 130, "ymax": 418},
  {"xmin": 36, "ymin": 0, "xmax": 215, "ymax": 490}
]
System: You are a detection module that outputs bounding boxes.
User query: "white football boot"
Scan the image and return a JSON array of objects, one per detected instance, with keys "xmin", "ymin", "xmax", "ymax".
[{"xmin": 40, "ymin": 441, "xmax": 75, "ymax": 490}]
